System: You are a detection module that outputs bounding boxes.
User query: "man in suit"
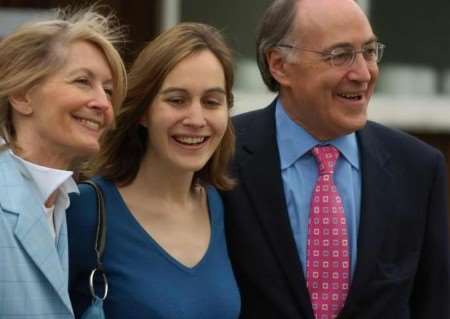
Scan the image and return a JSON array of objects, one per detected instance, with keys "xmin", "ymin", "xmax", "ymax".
[{"xmin": 222, "ymin": 0, "xmax": 450, "ymax": 318}]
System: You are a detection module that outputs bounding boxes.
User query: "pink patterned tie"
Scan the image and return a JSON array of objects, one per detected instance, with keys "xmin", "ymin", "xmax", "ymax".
[{"xmin": 306, "ymin": 146, "xmax": 349, "ymax": 319}]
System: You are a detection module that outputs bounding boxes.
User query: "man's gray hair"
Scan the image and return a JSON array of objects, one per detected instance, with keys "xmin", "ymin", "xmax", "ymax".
[{"xmin": 256, "ymin": 0, "xmax": 298, "ymax": 92}]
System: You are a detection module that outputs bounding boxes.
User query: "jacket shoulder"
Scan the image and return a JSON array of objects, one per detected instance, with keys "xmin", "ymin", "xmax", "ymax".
[{"xmin": 363, "ymin": 121, "xmax": 443, "ymax": 158}]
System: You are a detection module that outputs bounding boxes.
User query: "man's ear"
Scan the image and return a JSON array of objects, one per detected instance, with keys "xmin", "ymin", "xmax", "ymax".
[
  {"xmin": 266, "ymin": 48, "xmax": 291, "ymax": 87},
  {"xmin": 8, "ymin": 90, "xmax": 33, "ymax": 116}
]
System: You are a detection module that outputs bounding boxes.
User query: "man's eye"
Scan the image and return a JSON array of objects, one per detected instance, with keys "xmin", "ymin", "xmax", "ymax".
[
  {"xmin": 364, "ymin": 47, "xmax": 377, "ymax": 56},
  {"xmin": 330, "ymin": 51, "xmax": 353, "ymax": 63}
]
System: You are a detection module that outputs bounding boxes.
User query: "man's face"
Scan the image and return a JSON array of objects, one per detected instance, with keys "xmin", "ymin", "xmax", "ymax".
[{"xmin": 273, "ymin": 0, "xmax": 379, "ymax": 141}]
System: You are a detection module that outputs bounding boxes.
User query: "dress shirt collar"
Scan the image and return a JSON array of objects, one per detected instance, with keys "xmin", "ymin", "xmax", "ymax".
[
  {"xmin": 9, "ymin": 150, "xmax": 79, "ymax": 208},
  {"xmin": 275, "ymin": 98, "xmax": 360, "ymax": 170}
]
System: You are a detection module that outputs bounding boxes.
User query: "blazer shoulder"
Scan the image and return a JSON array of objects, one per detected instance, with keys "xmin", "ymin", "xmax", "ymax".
[
  {"xmin": 231, "ymin": 103, "xmax": 276, "ymax": 145},
  {"xmin": 0, "ymin": 151, "xmax": 41, "ymax": 214},
  {"xmin": 362, "ymin": 121, "xmax": 445, "ymax": 162},
  {"xmin": 232, "ymin": 108, "xmax": 268, "ymax": 130},
  {"xmin": 0, "ymin": 149, "xmax": 22, "ymax": 183}
]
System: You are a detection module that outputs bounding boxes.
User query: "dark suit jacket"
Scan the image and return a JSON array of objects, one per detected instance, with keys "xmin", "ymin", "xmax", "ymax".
[{"xmin": 222, "ymin": 101, "xmax": 450, "ymax": 319}]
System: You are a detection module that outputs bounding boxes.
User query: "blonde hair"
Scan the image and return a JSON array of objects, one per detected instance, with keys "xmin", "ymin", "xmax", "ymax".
[{"xmin": 0, "ymin": 5, "xmax": 127, "ymax": 144}]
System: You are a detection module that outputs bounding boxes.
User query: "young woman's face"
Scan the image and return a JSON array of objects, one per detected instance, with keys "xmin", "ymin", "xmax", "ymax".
[{"xmin": 143, "ymin": 50, "xmax": 228, "ymax": 174}]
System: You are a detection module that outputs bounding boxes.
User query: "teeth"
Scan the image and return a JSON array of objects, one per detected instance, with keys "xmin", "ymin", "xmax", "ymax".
[
  {"xmin": 175, "ymin": 136, "xmax": 206, "ymax": 145},
  {"xmin": 78, "ymin": 118, "xmax": 101, "ymax": 130},
  {"xmin": 338, "ymin": 93, "xmax": 362, "ymax": 100}
]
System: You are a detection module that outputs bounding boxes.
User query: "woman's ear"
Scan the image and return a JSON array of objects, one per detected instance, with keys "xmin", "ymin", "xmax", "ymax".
[
  {"xmin": 8, "ymin": 91, "xmax": 33, "ymax": 116},
  {"xmin": 139, "ymin": 109, "xmax": 149, "ymax": 128},
  {"xmin": 139, "ymin": 117, "xmax": 148, "ymax": 128}
]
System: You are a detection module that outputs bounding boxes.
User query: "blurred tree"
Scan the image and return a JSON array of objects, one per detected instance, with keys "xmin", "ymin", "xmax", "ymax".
[
  {"xmin": 371, "ymin": 0, "xmax": 450, "ymax": 93},
  {"xmin": 0, "ymin": 0, "xmax": 161, "ymax": 63},
  {"xmin": 181, "ymin": 0, "xmax": 271, "ymax": 59}
]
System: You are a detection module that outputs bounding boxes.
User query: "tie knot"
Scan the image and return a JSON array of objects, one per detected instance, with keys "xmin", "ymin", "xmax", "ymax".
[{"xmin": 312, "ymin": 145, "xmax": 340, "ymax": 175}]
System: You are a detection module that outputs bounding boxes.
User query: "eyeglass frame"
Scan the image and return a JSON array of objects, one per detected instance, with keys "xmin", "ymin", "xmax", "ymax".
[{"xmin": 277, "ymin": 41, "xmax": 386, "ymax": 67}]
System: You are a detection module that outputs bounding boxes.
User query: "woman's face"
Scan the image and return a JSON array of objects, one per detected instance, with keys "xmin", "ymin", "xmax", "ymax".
[
  {"xmin": 143, "ymin": 50, "xmax": 229, "ymax": 174},
  {"xmin": 11, "ymin": 40, "xmax": 114, "ymax": 168}
]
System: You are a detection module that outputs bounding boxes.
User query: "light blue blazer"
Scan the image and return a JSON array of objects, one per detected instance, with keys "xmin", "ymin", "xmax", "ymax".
[{"xmin": 0, "ymin": 149, "xmax": 73, "ymax": 318}]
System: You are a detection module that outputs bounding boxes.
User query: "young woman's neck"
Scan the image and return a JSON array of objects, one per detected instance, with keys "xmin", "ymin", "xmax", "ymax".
[{"xmin": 124, "ymin": 154, "xmax": 198, "ymax": 206}]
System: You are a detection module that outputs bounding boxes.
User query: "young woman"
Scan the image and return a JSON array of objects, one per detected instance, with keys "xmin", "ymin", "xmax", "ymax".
[
  {"xmin": 0, "ymin": 6, "xmax": 126, "ymax": 318},
  {"xmin": 68, "ymin": 23, "xmax": 240, "ymax": 319}
]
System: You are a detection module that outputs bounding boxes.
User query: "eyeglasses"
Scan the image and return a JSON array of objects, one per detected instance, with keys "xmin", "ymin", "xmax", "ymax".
[{"xmin": 277, "ymin": 42, "xmax": 386, "ymax": 67}]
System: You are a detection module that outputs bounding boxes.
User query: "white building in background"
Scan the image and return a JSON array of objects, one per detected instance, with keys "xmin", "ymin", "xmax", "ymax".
[
  {"xmin": 0, "ymin": 8, "xmax": 53, "ymax": 37},
  {"xmin": 171, "ymin": 0, "xmax": 450, "ymax": 132},
  {"xmin": 2, "ymin": 1, "xmax": 449, "ymax": 132}
]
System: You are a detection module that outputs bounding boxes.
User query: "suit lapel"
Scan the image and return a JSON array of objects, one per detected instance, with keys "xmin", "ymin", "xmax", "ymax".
[
  {"xmin": 237, "ymin": 103, "xmax": 314, "ymax": 318},
  {"xmin": 0, "ymin": 151, "xmax": 73, "ymax": 313},
  {"xmin": 55, "ymin": 201, "xmax": 69, "ymax": 283},
  {"xmin": 341, "ymin": 124, "xmax": 397, "ymax": 314}
]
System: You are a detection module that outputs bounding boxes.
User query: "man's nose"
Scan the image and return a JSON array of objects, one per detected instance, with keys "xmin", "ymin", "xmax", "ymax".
[{"xmin": 347, "ymin": 53, "xmax": 373, "ymax": 82}]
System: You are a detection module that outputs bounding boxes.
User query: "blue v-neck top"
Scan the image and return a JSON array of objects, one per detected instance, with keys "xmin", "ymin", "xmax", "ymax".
[{"xmin": 67, "ymin": 177, "xmax": 240, "ymax": 319}]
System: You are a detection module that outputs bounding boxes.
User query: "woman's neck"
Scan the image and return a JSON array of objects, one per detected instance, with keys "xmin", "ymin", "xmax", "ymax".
[
  {"xmin": 12, "ymin": 140, "xmax": 71, "ymax": 170},
  {"xmin": 120, "ymin": 154, "xmax": 199, "ymax": 207}
]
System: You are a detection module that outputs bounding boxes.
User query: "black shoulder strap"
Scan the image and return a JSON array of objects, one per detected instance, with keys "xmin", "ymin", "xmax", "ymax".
[{"xmin": 80, "ymin": 180, "xmax": 107, "ymax": 269}]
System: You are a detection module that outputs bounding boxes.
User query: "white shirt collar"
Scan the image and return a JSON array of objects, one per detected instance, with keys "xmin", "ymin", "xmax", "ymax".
[
  {"xmin": 4, "ymin": 141, "xmax": 79, "ymax": 239},
  {"xmin": 9, "ymin": 150, "xmax": 79, "ymax": 206},
  {"xmin": 1, "ymin": 138, "xmax": 79, "ymax": 201}
]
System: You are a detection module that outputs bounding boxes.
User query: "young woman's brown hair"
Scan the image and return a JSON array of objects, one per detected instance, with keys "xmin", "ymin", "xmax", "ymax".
[{"xmin": 93, "ymin": 22, "xmax": 235, "ymax": 190}]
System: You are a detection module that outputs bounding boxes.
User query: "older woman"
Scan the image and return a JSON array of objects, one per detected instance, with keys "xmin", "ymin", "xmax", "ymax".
[
  {"xmin": 0, "ymin": 7, "xmax": 126, "ymax": 318},
  {"xmin": 68, "ymin": 23, "xmax": 240, "ymax": 319}
]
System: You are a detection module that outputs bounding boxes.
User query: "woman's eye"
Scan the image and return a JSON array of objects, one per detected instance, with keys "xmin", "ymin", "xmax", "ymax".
[
  {"xmin": 74, "ymin": 77, "xmax": 90, "ymax": 85},
  {"xmin": 203, "ymin": 95, "xmax": 225, "ymax": 108},
  {"xmin": 205, "ymin": 99, "xmax": 221, "ymax": 108},
  {"xmin": 104, "ymin": 88, "xmax": 113, "ymax": 98},
  {"xmin": 167, "ymin": 97, "xmax": 185, "ymax": 105}
]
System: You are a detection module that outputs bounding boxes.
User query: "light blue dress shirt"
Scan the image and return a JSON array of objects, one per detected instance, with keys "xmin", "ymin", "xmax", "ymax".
[{"xmin": 275, "ymin": 100, "xmax": 361, "ymax": 277}]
